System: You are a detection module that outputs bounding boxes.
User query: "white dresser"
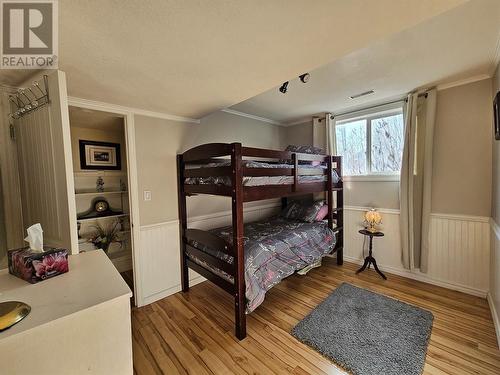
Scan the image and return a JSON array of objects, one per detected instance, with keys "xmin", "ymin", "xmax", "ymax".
[{"xmin": 0, "ymin": 250, "xmax": 133, "ymax": 374}]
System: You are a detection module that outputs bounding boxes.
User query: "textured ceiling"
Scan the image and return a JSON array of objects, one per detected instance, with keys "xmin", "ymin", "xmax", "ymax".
[
  {"xmin": 231, "ymin": 0, "xmax": 500, "ymax": 124},
  {"xmin": 0, "ymin": 0, "xmax": 466, "ymax": 119}
]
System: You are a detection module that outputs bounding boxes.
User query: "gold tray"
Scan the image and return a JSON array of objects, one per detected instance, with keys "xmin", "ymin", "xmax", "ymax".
[{"xmin": 0, "ymin": 301, "xmax": 31, "ymax": 331}]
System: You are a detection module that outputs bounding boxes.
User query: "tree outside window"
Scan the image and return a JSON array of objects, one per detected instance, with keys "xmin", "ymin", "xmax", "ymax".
[{"xmin": 334, "ymin": 107, "xmax": 404, "ymax": 177}]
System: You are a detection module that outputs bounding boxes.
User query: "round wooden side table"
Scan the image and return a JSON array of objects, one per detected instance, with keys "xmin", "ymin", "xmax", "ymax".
[{"xmin": 356, "ymin": 229, "xmax": 387, "ymax": 280}]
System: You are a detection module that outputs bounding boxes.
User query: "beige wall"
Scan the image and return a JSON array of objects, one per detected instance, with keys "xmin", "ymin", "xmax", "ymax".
[
  {"xmin": 344, "ymin": 181, "xmax": 400, "ymax": 209},
  {"xmin": 183, "ymin": 111, "xmax": 284, "ymax": 151},
  {"xmin": 70, "ymin": 126, "xmax": 127, "ymax": 174},
  {"xmin": 134, "ymin": 82, "xmax": 494, "ymax": 227},
  {"xmin": 492, "ymin": 65, "xmax": 500, "ymax": 224},
  {"xmin": 282, "ymin": 79, "xmax": 494, "ymax": 214},
  {"xmin": 282, "ymin": 121, "xmax": 313, "ymax": 148},
  {"xmin": 134, "ymin": 115, "xmax": 193, "ymax": 226},
  {"xmin": 134, "ymin": 111, "xmax": 284, "ymax": 226},
  {"xmin": 432, "ymin": 79, "xmax": 493, "ymax": 217}
]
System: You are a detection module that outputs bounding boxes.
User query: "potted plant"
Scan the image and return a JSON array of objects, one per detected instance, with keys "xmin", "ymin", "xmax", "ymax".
[{"xmin": 90, "ymin": 220, "xmax": 123, "ymax": 253}]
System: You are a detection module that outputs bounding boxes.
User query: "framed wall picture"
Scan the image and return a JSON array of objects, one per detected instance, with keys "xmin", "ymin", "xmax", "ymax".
[
  {"xmin": 495, "ymin": 91, "xmax": 500, "ymax": 141},
  {"xmin": 79, "ymin": 140, "xmax": 121, "ymax": 170}
]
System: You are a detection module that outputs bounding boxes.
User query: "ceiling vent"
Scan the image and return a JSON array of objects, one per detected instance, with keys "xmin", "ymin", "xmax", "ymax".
[{"xmin": 349, "ymin": 90, "xmax": 375, "ymax": 99}]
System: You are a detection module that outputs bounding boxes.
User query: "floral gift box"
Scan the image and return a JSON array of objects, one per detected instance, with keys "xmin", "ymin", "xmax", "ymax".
[{"xmin": 8, "ymin": 247, "xmax": 69, "ymax": 284}]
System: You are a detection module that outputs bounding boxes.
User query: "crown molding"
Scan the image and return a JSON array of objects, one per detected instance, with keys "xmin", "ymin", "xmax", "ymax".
[
  {"xmin": 284, "ymin": 116, "xmax": 314, "ymax": 127},
  {"xmin": 221, "ymin": 108, "xmax": 283, "ymax": 126},
  {"xmin": 436, "ymin": 74, "xmax": 491, "ymax": 91},
  {"xmin": 67, "ymin": 96, "xmax": 200, "ymax": 124}
]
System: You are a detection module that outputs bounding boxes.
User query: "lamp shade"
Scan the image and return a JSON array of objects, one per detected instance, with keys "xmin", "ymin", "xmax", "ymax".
[{"xmin": 364, "ymin": 209, "xmax": 382, "ymax": 232}]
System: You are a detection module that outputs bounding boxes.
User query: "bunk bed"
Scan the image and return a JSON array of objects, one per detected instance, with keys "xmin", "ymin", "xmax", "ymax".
[{"xmin": 176, "ymin": 143, "xmax": 343, "ymax": 339}]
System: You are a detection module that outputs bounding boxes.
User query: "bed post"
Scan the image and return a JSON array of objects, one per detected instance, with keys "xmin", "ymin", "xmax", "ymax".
[
  {"xmin": 177, "ymin": 154, "xmax": 189, "ymax": 292},
  {"xmin": 336, "ymin": 156, "xmax": 344, "ymax": 265},
  {"xmin": 327, "ymin": 155, "xmax": 334, "ymax": 231},
  {"xmin": 281, "ymin": 197, "xmax": 288, "ymax": 209},
  {"xmin": 231, "ymin": 142, "xmax": 246, "ymax": 340}
]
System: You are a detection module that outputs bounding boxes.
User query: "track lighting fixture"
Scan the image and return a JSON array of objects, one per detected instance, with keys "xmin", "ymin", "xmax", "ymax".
[
  {"xmin": 279, "ymin": 73, "xmax": 311, "ymax": 94},
  {"xmin": 279, "ymin": 81, "xmax": 289, "ymax": 94}
]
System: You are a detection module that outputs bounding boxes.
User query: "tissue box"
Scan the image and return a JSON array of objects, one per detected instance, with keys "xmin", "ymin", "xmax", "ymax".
[{"xmin": 7, "ymin": 246, "xmax": 69, "ymax": 284}]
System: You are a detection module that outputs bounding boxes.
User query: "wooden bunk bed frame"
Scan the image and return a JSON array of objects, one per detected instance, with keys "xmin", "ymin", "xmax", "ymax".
[{"xmin": 177, "ymin": 142, "xmax": 343, "ymax": 339}]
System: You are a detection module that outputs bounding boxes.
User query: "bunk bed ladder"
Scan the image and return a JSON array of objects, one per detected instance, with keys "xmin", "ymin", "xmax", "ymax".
[
  {"xmin": 176, "ymin": 154, "xmax": 189, "ymax": 292},
  {"xmin": 231, "ymin": 143, "xmax": 246, "ymax": 340}
]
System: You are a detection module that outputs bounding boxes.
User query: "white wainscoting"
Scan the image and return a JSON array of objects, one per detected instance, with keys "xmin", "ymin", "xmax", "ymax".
[
  {"xmin": 489, "ymin": 219, "xmax": 500, "ymax": 348},
  {"xmin": 342, "ymin": 206, "xmax": 403, "ymax": 270},
  {"xmin": 135, "ymin": 203, "xmax": 281, "ymax": 306},
  {"xmin": 343, "ymin": 206, "xmax": 490, "ymax": 297},
  {"xmin": 136, "ymin": 203, "xmax": 490, "ymax": 307},
  {"xmin": 427, "ymin": 214, "xmax": 490, "ymax": 294}
]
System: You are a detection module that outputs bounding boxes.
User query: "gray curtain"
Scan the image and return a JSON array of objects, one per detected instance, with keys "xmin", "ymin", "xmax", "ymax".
[
  {"xmin": 325, "ymin": 113, "xmax": 336, "ymax": 154},
  {"xmin": 400, "ymin": 89, "xmax": 437, "ymax": 271}
]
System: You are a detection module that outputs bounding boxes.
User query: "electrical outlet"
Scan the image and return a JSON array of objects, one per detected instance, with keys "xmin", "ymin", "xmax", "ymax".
[{"xmin": 144, "ymin": 190, "xmax": 152, "ymax": 201}]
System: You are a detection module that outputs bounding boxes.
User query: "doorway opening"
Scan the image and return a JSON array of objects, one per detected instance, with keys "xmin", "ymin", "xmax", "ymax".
[
  {"xmin": 0, "ymin": 166, "xmax": 7, "ymax": 269},
  {"xmin": 68, "ymin": 106, "xmax": 135, "ymax": 301}
]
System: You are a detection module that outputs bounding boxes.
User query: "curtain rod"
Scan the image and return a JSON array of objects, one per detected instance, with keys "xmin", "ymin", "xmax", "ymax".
[{"xmin": 329, "ymin": 92, "xmax": 428, "ymax": 120}]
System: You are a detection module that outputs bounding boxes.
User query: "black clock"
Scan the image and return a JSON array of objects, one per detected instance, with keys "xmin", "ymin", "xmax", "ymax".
[
  {"xmin": 95, "ymin": 199, "xmax": 109, "ymax": 213},
  {"xmin": 77, "ymin": 197, "xmax": 123, "ymax": 220}
]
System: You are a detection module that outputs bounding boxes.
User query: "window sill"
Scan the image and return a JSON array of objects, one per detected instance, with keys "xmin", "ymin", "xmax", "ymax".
[{"xmin": 343, "ymin": 174, "xmax": 400, "ymax": 182}]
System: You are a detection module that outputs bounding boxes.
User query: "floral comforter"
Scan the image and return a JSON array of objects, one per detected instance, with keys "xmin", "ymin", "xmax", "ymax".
[{"xmin": 186, "ymin": 217, "xmax": 336, "ymax": 313}]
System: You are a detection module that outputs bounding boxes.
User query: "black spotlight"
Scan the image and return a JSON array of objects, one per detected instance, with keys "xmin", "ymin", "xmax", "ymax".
[
  {"xmin": 299, "ymin": 73, "xmax": 310, "ymax": 83},
  {"xmin": 279, "ymin": 81, "xmax": 289, "ymax": 94}
]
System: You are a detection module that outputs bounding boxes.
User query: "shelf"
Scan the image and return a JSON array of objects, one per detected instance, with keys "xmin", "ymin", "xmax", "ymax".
[
  {"xmin": 77, "ymin": 214, "xmax": 129, "ymax": 223},
  {"xmin": 74, "ymin": 171, "xmax": 127, "ymax": 178},
  {"xmin": 75, "ymin": 190, "xmax": 127, "ymax": 197}
]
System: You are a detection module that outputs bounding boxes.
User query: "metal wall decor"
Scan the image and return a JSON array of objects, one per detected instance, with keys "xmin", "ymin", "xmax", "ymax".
[{"xmin": 8, "ymin": 75, "xmax": 50, "ymax": 119}]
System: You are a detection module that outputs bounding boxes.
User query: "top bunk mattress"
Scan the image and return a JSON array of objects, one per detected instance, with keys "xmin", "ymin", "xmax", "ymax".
[{"xmin": 185, "ymin": 160, "xmax": 341, "ymax": 187}]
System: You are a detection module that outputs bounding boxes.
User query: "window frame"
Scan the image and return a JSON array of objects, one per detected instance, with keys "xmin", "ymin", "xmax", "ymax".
[{"xmin": 333, "ymin": 102, "xmax": 405, "ymax": 181}]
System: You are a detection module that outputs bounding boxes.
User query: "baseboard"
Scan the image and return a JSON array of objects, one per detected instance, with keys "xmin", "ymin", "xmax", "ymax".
[
  {"xmin": 487, "ymin": 293, "xmax": 500, "ymax": 349},
  {"xmin": 343, "ymin": 255, "xmax": 488, "ymax": 298},
  {"xmin": 141, "ymin": 275, "xmax": 205, "ymax": 306}
]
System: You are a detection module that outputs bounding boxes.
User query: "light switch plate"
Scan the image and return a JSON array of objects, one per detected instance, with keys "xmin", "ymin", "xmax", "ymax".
[{"xmin": 144, "ymin": 190, "xmax": 152, "ymax": 201}]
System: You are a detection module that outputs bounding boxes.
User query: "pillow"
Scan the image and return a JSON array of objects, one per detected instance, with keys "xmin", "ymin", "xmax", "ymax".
[
  {"xmin": 281, "ymin": 200, "xmax": 325, "ymax": 223},
  {"xmin": 315, "ymin": 204, "xmax": 329, "ymax": 221},
  {"xmin": 282, "ymin": 145, "xmax": 325, "ymax": 165},
  {"xmin": 285, "ymin": 144, "xmax": 325, "ymax": 155}
]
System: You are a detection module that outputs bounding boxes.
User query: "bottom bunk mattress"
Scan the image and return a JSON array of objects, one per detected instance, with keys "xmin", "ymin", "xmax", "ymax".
[{"xmin": 186, "ymin": 217, "xmax": 337, "ymax": 313}]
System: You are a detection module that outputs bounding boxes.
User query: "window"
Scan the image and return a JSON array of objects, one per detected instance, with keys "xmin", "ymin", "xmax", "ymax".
[{"xmin": 334, "ymin": 104, "xmax": 404, "ymax": 179}]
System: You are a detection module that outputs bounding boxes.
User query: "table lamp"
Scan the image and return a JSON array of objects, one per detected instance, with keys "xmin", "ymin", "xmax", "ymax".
[{"xmin": 364, "ymin": 209, "xmax": 382, "ymax": 233}]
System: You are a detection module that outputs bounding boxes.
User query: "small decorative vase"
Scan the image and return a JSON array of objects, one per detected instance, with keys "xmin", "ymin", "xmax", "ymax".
[{"xmin": 96, "ymin": 176, "xmax": 104, "ymax": 192}]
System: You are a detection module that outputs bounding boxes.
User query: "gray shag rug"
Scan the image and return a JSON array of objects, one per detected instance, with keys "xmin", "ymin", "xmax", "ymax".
[{"xmin": 291, "ymin": 283, "xmax": 433, "ymax": 375}]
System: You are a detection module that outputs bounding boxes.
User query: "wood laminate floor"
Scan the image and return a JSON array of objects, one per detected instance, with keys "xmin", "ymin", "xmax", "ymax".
[{"xmin": 132, "ymin": 259, "xmax": 500, "ymax": 374}]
